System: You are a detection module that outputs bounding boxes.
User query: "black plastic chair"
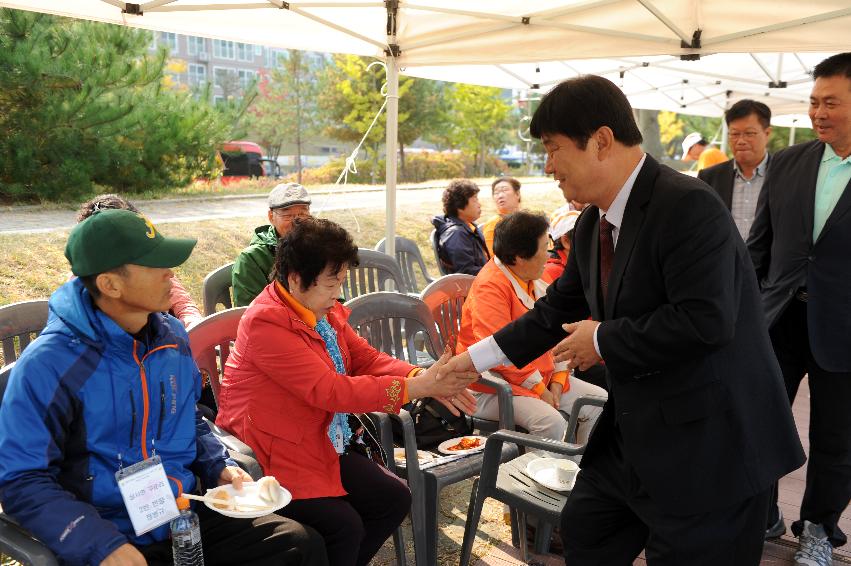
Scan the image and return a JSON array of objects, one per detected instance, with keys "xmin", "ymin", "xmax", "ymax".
[
  {"xmin": 375, "ymin": 236, "xmax": 436, "ymax": 294},
  {"xmin": 0, "ymin": 362, "xmax": 60, "ymax": 566},
  {"xmin": 0, "ymin": 299, "xmax": 49, "ymax": 366},
  {"xmin": 342, "ymin": 249, "xmax": 407, "ymax": 301},
  {"xmin": 346, "ymin": 292, "xmax": 518, "ymax": 566},
  {"xmin": 202, "ymin": 262, "xmax": 234, "ymax": 316},
  {"xmin": 459, "ymin": 396, "xmax": 608, "ymax": 565},
  {"xmin": 420, "ymin": 274, "xmax": 475, "ymax": 352}
]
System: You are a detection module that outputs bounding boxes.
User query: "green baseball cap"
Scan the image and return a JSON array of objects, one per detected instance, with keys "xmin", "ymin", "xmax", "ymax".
[{"xmin": 65, "ymin": 209, "xmax": 197, "ymax": 277}]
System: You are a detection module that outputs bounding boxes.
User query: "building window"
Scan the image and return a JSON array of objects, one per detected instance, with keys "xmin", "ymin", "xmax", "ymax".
[
  {"xmin": 160, "ymin": 32, "xmax": 178, "ymax": 53},
  {"xmin": 213, "ymin": 39, "xmax": 235, "ymax": 60},
  {"xmin": 265, "ymin": 48, "xmax": 284, "ymax": 69},
  {"xmin": 188, "ymin": 64, "xmax": 207, "ymax": 87},
  {"xmin": 213, "ymin": 95, "xmax": 226, "ymax": 106},
  {"xmin": 236, "ymin": 42, "xmax": 253, "ymax": 62},
  {"xmin": 238, "ymin": 69, "xmax": 257, "ymax": 90},
  {"xmin": 187, "ymin": 36, "xmax": 206, "ymax": 56},
  {"xmin": 255, "ymin": 44, "xmax": 263, "ymax": 56}
]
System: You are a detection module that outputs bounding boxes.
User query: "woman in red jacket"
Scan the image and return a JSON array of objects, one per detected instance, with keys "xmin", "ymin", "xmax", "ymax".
[{"xmin": 215, "ymin": 217, "xmax": 477, "ymax": 566}]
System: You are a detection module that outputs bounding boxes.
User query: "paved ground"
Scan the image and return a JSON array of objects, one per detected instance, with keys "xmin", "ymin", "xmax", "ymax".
[
  {"xmin": 0, "ymin": 180, "xmax": 559, "ymax": 234},
  {"xmin": 472, "ymin": 376, "xmax": 851, "ymax": 566}
]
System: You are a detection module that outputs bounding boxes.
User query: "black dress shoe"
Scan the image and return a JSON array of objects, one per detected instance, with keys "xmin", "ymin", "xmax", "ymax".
[{"xmin": 766, "ymin": 508, "xmax": 786, "ymax": 540}]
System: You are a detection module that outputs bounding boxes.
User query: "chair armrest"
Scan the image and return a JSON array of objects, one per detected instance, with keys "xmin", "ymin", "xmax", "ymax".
[
  {"xmin": 564, "ymin": 395, "xmax": 607, "ymax": 444},
  {"xmin": 203, "ymin": 417, "xmax": 257, "ymax": 459},
  {"xmin": 363, "ymin": 412, "xmax": 396, "ymax": 466},
  {"xmin": 477, "ymin": 374, "xmax": 515, "ymax": 430},
  {"xmin": 0, "ymin": 515, "xmax": 59, "ymax": 566},
  {"xmin": 386, "ymin": 409, "xmax": 421, "ymax": 476}
]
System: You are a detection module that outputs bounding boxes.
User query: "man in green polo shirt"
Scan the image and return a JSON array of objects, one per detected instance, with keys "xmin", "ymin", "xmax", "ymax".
[
  {"xmin": 232, "ymin": 183, "xmax": 312, "ymax": 307},
  {"xmin": 748, "ymin": 52, "xmax": 851, "ymax": 566}
]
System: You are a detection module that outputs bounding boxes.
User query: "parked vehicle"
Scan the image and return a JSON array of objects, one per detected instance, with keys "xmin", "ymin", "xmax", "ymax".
[{"xmin": 219, "ymin": 141, "xmax": 266, "ymax": 184}]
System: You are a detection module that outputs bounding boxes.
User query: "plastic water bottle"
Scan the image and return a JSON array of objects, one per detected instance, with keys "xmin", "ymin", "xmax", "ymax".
[{"xmin": 171, "ymin": 496, "xmax": 204, "ymax": 565}]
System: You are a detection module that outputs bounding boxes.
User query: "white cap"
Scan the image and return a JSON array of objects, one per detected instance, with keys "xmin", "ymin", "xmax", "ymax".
[
  {"xmin": 681, "ymin": 132, "xmax": 705, "ymax": 157},
  {"xmin": 549, "ymin": 207, "xmax": 581, "ymax": 240}
]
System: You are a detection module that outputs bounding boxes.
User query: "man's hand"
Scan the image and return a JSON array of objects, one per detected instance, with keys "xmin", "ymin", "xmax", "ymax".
[
  {"xmin": 218, "ymin": 465, "xmax": 253, "ymax": 490},
  {"xmin": 552, "ymin": 320, "xmax": 602, "ymax": 371},
  {"xmin": 434, "ymin": 350, "xmax": 477, "ymax": 381},
  {"xmin": 100, "ymin": 543, "xmax": 147, "ymax": 566},
  {"xmin": 408, "ymin": 348, "xmax": 479, "ymax": 401},
  {"xmin": 547, "ymin": 382, "xmax": 564, "ymax": 409},
  {"xmin": 435, "ymin": 389, "xmax": 477, "ymax": 417}
]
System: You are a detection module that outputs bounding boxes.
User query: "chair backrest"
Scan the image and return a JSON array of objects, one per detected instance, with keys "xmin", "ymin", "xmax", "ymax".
[
  {"xmin": 187, "ymin": 307, "xmax": 248, "ymax": 406},
  {"xmin": 0, "ymin": 361, "xmax": 15, "ymax": 406},
  {"xmin": 202, "ymin": 262, "xmax": 235, "ymax": 316},
  {"xmin": 375, "ymin": 236, "xmax": 435, "ymax": 294},
  {"xmin": 429, "ymin": 229, "xmax": 449, "ymax": 276},
  {"xmin": 0, "ymin": 300, "xmax": 49, "ymax": 366},
  {"xmin": 420, "ymin": 274, "xmax": 475, "ymax": 352},
  {"xmin": 345, "ymin": 292, "xmax": 441, "ymax": 365},
  {"xmin": 343, "ymin": 249, "xmax": 407, "ymax": 301}
]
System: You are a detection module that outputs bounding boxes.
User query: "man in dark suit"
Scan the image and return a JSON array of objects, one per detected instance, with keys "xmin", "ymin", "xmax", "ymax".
[
  {"xmin": 441, "ymin": 75, "xmax": 804, "ymax": 564},
  {"xmin": 699, "ymin": 99, "xmax": 773, "ymax": 240},
  {"xmin": 748, "ymin": 52, "xmax": 851, "ymax": 566}
]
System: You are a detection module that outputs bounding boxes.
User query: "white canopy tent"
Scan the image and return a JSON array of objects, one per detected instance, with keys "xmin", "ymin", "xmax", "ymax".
[{"xmin": 2, "ymin": 0, "xmax": 847, "ymax": 250}]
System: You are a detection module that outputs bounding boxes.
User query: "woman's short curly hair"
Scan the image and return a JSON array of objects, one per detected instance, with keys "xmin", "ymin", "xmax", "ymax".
[
  {"xmin": 442, "ymin": 179, "xmax": 479, "ymax": 218},
  {"xmin": 77, "ymin": 194, "xmax": 139, "ymax": 222},
  {"xmin": 275, "ymin": 217, "xmax": 359, "ymax": 291}
]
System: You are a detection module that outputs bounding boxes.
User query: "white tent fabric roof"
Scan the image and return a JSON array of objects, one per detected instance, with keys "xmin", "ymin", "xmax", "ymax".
[{"xmin": 1, "ymin": 0, "xmax": 849, "ymax": 66}]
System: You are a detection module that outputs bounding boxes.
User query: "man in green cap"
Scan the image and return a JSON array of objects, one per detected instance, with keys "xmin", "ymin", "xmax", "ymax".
[{"xmin": 0, "ymin": 210, "xmax": 327, "ymax": 566}]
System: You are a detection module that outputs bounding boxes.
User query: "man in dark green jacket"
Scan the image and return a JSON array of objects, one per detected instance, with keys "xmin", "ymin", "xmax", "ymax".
[{"xmin": 232, "ymin": 183, "xmax": 311, "ymax": 306}]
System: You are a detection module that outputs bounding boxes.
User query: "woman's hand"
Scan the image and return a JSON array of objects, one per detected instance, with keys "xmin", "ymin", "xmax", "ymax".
[
  {"xmin": 435, "ymin": 389, "xmax": 478, "ymax": 416},
  {"xmin": 407, "ymin": 347, "xmax": 479, "ymax": 401}
]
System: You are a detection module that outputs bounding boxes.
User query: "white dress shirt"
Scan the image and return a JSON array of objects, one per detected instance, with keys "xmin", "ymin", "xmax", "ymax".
[{"xmin": 468, "ymin": 154, "xmax": 647, "ymax": 373}]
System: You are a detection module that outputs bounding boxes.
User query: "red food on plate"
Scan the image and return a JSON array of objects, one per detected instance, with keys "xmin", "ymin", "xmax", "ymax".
[{"xmin": 447, "ymin": 437, "xmax": 482, "ymax": 451}]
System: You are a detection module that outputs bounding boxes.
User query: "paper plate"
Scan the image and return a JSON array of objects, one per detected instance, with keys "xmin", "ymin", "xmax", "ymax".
[
  {"xmin": 204, "ymin": 482, "xmax": 292, "ymax": 519},
  {"xmin": 524, "ymin": 457, "xmax": 579, "ymax": 493},
  {"xmin": 437, "ymin": 435, "xmax": 487, "ymax": 455},
  {"xmin": 393, "ymin": 448, "xmax": 435, "ymax": 467}
]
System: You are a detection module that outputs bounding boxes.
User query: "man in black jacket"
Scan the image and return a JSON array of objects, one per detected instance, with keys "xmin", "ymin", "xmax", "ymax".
[
  {"xmin": 749, "ymin": 52, "xmax": 851, "ymax": 566},
  {"xmin": 698, "ymin": 99, "xmax": 772, "ymax": 240},
  {"xmin": 441, "ymin": 75, "xmax": 804, "ymax": 565}
]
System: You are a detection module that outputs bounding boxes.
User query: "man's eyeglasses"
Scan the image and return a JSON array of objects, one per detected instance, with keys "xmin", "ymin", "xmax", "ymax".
[
  {"xmin": 729, "ymin": 131, "xmax": 761, "ymax": 141},
  {"xmin": 272, "ymin": 210, "xmax": 310, "ymax": 222}
]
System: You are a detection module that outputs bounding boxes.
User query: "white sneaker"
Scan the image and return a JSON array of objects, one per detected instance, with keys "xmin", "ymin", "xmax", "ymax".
[{"xmin": 794, "ymin": 521, "xmax": 833, "ymax": 566}]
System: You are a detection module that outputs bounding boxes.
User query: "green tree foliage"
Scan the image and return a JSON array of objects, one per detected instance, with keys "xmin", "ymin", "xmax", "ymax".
[
  {"xmin": 250, "ymin": 50, "xmax": 320, "ymax": 183},
  {"xmin": 0, "ymin": 9, "xmax": 240, "ymax": 202},
  {"xmin": 317, "ymin": 55, "xmax": 447, "ymax": 179},
  {"xmin": 445, "ymin": 84, "xmax": 512, "ymax": 176}
]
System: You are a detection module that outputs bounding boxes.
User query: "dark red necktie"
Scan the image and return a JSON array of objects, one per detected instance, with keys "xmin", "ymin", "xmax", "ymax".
[{"xmin": 599, "ymin": 215, "xmax": 615, "ymax": 306}]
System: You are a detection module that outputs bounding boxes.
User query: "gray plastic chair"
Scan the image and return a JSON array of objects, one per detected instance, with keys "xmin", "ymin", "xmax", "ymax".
[
  {"xmin": 375, "ymin": 236, "xmax": 436, "ymax": 294},
  {"xmin": 342, "ymin": 249, "xmax": 406, "ymax": 301},
  {"xmin": 346, "ymin": 292, "xmax": 517, "ymax": 566},
  {"xmin": 0, "ymin": 362, "xmax": 60, "ymax": 566},
  {"xmin": 187, "ymin": 307, "xmax": 263, "ymax": 479},
  {"xmin": 420, "ymin": 274, "xmax": 475, "ymax": 352},
  {"xmin": 459, "ymin": 396, "xmax": 608, "ymax": 565},
  {"xmin": 202, "ymin": 262, "xmax": 235, "ymax": 316},
  {"xmin": 0, "ymin": 299, "xmax": 49, "ymax": 366},
  {"xmin": 429, "ymin": 228, "xmax": 449, "ymax": 276}
]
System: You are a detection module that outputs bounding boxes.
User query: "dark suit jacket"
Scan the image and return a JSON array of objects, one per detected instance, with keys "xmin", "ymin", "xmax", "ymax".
[
  {"xmin": 494, "ymin": 155, "xmax": 804, "ymax": 516},
  {"xmin": 697, "ymin": 159, "xmax": 737, "ymax": 209},
  {"xmin": 748, "ymin": 140, "xmax": 851, "ymax": 372},
  {"xmin": 698, "ymin": 154, "xmax": 772, "ymax": 210}
]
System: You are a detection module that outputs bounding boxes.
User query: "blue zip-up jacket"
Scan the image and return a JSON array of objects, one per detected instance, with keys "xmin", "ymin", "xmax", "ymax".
[
  {"xmin": 431, "ymin": 214, "xmax": 490, "ymax": 275},
  {"xmin": 0, "ymin": 279, "xmax": 234, "ymax": 565}
]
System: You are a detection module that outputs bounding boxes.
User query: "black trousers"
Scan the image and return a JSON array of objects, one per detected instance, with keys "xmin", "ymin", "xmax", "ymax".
[
  {"xmin": 768, "ymin": 298, "xmax": 851, "ymax": 547},
  {"xmin": 561, "ymin": 430, "xmax": 770, "ymax": 565},
  {"xmin": 137, "ymin": 502, "xmax": 328, "ymax": 566},
  {"xmin": 278, "ymin": 451, "xmax": 411, "ymax": 566}
]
